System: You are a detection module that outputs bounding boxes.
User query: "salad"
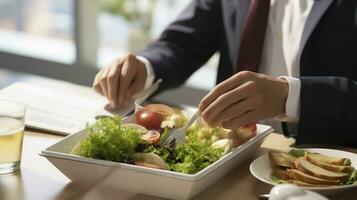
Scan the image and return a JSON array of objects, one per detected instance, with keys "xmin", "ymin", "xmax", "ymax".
[{"xmin": 71, "ymin": 104, "xmax": 257, "ymax": 174}]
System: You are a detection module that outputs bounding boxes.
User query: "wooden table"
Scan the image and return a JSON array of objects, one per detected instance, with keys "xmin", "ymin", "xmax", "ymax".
[{"xmin": 1, "ymin": 131, "xmax": 356, "ymax": 200}]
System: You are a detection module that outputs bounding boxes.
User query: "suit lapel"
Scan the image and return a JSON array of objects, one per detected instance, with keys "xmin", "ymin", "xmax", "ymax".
[{"xmin": 298, "ymin": 0, "xmax": 334, "ymax": 64}]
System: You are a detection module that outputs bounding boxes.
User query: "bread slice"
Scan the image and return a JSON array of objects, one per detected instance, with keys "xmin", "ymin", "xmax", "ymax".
[
  {"xmin": 269, "ymin": 151, "xmax": 296, "ymax": 168},
  {"xmin": 295, "ymin": 158, "xmax": 349, "ymax": 180},
  {"xmin": 306, "ymin": 153, "xmax": 349, "ymax": 166},
  {"xmin": 272, "ymin": 168, "xmax": 291, "ymax": 180},
  {"xmin": 287, "ymin": 169, "xmax": 340, "ymax": 185},
  {"xmin": 306, "ymin": 155, "xmax": 354, "ymax": 173},
  {"xmin": 287, "ymin": 179, "xmax": 332, "ymax": 187}
]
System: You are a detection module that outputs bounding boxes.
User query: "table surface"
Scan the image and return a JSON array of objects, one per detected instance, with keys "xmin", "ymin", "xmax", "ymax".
[{"xmin": 1, "ymin": 131, "xmax": 357, "ymax": 200}]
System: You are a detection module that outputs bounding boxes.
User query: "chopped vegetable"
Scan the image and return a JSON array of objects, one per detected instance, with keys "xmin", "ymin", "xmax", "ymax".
[
  {"xmin": 133, "ymin": 153, "xmax": 169, "ymax": 170},
  {"xmin": 186, "ymin": 122, "xmax": 227, "ymax": 145},
  {"xmin": 161, "ymin": 112, "xmax": 187, "ymax": 128},
  {"xmin": 212, "ymin": 139, "xmax": 233, "ymax": 156},
  {"xmin": 140, "ymin": 130, "xmax": 161, "ymax": 144}
]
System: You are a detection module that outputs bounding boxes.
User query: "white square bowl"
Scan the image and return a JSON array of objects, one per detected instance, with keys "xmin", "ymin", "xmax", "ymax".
[{"xmin": 41, "ymin": 123, "xmax": 272, "ymax": 199}]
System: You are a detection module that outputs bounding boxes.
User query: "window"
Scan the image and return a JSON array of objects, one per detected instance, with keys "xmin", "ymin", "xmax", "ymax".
[{"xmin": 0, "ymin": 0, "xmax": 74, "ymax": 63}]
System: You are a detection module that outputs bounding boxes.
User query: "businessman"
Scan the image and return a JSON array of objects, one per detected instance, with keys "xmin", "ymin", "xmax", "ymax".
[{"xmin": 93, "ymin": 0, "xmax": 357, "ymax": 147}]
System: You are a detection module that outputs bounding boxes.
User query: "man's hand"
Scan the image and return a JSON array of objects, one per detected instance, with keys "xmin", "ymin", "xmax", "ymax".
[
  {"xmin": 92, "ymin": 53, "xmax": 147, "ymax": 108},
  {"xmin": 198, "ymin": 71, "xmax": 289, "ymax": 129}
]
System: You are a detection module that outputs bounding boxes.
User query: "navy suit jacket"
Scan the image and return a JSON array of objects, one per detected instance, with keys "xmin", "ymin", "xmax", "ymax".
[{"xmin": 140, "ymin": 0, "xmax": 357, "ymax": 147}]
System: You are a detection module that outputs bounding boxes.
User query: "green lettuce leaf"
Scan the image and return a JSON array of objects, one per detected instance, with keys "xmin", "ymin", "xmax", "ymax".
[
  {"xmin": 288, "ymin": 149, "xmax": 307, "ymax": 158},
  {"xmin": 344, "ymin": 170, "xmax": 357, "ymax": 185},
  {"xmin": 72, "ymin": 116, "xmax": 141, "ymax": 163},
  {"xmin": 145, "ymin": 133, "xmax": 223, "ymax": 174},
  {"xmin": 270, "ymin": 174, "xmax": 288, "ymax": 184}
]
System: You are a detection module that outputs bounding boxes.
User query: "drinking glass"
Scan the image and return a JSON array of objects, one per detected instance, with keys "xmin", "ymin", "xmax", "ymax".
[{"xmin": 0, "ymin": 100, "xmax": 26, "ymax": 174}]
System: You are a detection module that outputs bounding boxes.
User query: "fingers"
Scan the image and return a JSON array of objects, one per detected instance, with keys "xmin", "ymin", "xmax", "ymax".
[
  {"xmin": 92, "ymin": 59, "xmax": 123, "ymax": 107},
  {"xmin": 125, "ymin": 75, "xmax": 146, "ymax": 103},
  {"xmin": 118, "ymin": 54, "xmax": 137, "ymax": 104},
  {"xmin": 198, "ymin": 71, "xmax": 288, "ymax": 130},
  {"xmin": 92, "ymin": 53, "xmax": 148, "ymax": 108},
  {"xmin": 107, "ymin": 61, "xmax": 122, "ymax": 107},
  {"xmin": 201, "ymin": 80, "xmax": 258, "ymax": 125},
  {"xmin": 93, "ymin": 70, "xmax": 104, "ymax": 95},
  {"xmin": 199, "ymin": 71, "xmax": 255, "ymax": 111},
  {"xmin": 221, "ymin": 109, "xmax": 259, "ymax": 129},
  {"xmin": 211, "ymin": 94, "xmax": 262, "ymax": 125},
  {"xmin": 99, "ymin": 67, "xmax": 111, "ymax": 98},
  {"xmin": 126, "ymin": 68, "xmax": 146, "ymax": 100}
]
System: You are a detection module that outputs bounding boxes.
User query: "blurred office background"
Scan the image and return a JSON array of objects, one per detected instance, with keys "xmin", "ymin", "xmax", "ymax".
[{"xmin": 0, "ymin": 0, "xmax": 218, "ymax": 105}]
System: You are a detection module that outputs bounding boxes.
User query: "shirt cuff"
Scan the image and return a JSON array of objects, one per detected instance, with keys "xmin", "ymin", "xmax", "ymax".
[
  {"xmin": 275, "ymin": 76, "xmax": 301, "ymax": 123},
  {"xmin": 136, "ymin": 56, "xmax": 155, "ymax": 89}
]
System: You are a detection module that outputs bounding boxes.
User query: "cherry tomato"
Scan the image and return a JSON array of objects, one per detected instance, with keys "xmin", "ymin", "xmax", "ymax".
[
  {"xmin": 140, "ymin": 130, "xmax": 161, "ymax": 144},
  {"xmin": 236, "ymin": 122, "xmax": 257, "ymax": 142},
  {"xmin": 135, "ymin": 109, "xmax": 164, "ymax": 130},
  {"xmin": 243, "ymin": 122, "xmax": 257, "ymax": 135}
]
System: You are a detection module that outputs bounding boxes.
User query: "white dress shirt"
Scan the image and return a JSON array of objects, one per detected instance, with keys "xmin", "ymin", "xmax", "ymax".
[
  {"xmin": 138, "ymin": 0, "xmax": 314, "ymax": 128},
  {"xmin": 261, "ymin": 0, "xmax": 314, "ymax": 123}
]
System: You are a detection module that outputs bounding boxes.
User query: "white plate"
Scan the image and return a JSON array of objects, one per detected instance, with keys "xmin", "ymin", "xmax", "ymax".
[{"xmin": 250, "ymin": 148, "xmax": 357, "ymax": 195}]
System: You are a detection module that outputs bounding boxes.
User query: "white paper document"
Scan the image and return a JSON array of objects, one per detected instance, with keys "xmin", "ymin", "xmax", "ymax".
[{"xmin": 0, "ymin": 82, "xmax": 135, "ymax": 135}]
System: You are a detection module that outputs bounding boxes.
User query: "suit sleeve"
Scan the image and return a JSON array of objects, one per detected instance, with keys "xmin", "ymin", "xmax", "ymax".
[
  {"xmin": 139, "ymin": 0, "xmax": 222, "ymax": 90},
  {"xmin": 293, "ymin": 76, "xmax": 357, "ymax": 147}
]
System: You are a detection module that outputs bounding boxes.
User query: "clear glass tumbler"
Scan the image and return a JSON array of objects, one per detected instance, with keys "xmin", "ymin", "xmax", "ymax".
[{"xmin": 0, "ymin": 100, "xmax": 26, "ymax": 174}]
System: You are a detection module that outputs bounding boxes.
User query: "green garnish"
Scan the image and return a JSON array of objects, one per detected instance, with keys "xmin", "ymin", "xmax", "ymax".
[
  {"xmin": 288, "ymin": 149, "xmax": 307, "ymax": 158},
  {"xmin": 343, "ymin": 158, "xmax": 352, "ymax": 166},
  {"xmin": 270, "ymin": 174, "xmax": 288, "ymax": 184},
  {"xmin": 344, "ymin": 170, "xmax": 357, "ymax": 185}
]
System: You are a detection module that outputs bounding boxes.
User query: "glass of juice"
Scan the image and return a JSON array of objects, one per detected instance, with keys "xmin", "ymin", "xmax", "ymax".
[{"xmin": 0, "ymin": 100, "xmax": 26, "ymax": 174}]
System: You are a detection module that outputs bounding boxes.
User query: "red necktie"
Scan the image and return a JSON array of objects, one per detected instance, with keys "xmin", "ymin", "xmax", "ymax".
[{"xmin": 236, "ymin": 0, "xmax": 271, "ymax": 72}]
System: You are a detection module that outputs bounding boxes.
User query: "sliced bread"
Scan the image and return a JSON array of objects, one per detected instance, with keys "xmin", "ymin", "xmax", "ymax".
[
  {"xmin": 295, "ymin": 158, "xmax": 349, "ymax": 181},
  {"xmin": 306, "ymin": 154, "xmax": 354, "ymax": 173},
  {"xmin": 306, "ymin": 153, "xmax": 350, "ymax": 166},
  {"xmin": 287, "ymin": 169, "xmax": 340, "ymax": 185},
  {"xmin": 269, "ymin": 151, "xmax": 296, "ymax": 168},
  {"xmin": 272, "ymin": 168, "xmax": 291, "ymax": 180}
]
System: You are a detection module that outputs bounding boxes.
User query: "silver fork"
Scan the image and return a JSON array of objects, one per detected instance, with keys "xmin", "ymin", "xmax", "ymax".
[{"xmin": 160, "ymin": 111, "xmax": 198, "ymax": 147}]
